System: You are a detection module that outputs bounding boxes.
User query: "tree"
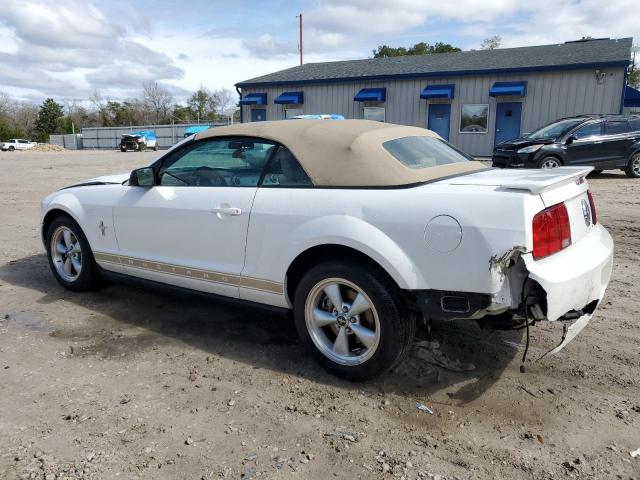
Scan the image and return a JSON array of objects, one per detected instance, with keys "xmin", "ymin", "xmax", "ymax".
[
  {"xmin": 372, "ymin": 42, "xmax": 460, "ymax": 58},
  {"xmin": 214, "ymin": 88, "xmax": 237, "ymax": 118},
  {"xmin": 34, "ymin": 98, "xmax": 64, "ymax": 142},
  {"xmin": 143, "ymin": 81, "xmax": 173, "ymax": 124},
  {"xmin": 480, "ymin": 35, "xmax": 501, "ymax": 50},
  {"xmin": 629, "ymin": 46, "xmax": 640, "ymax": 89},
  {"xmin": 187, "ymin": 85, "xmax": 218, "ymax": 122}
]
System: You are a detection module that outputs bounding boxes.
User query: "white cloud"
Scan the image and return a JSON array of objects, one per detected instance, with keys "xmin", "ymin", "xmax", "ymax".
[
  {"xmin": 242, "ymin": 34, "xmax": 298, "ymax": 59},
  {"xmin": 0, "ymin": 0, "xmax": 183, "ymax": 100}
]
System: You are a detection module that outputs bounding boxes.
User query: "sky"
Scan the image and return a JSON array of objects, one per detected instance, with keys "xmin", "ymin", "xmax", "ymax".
[{"xmin": 0, "ymin": 0, "xmax": 638, "ymax": 105}]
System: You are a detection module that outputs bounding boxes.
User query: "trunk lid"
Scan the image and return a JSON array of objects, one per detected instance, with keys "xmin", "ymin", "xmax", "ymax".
[{"xmin": 438, "ymin": 166, "xmax": 595, "ymax": 248}]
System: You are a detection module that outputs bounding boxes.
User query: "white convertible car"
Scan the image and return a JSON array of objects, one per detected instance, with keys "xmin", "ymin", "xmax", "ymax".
[{"xmin": 41, "ymin": 120, "xmax": 613, "ymax": 380}]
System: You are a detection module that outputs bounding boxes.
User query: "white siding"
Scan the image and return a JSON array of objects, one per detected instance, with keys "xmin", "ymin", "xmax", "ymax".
[{"xmin": 240, "ymin": 67, "xmax": 625, "ymax": 156}]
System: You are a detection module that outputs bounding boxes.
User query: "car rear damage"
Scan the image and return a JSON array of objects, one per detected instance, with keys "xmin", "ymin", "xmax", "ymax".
[{"xmin": 411, "ymin": 166, "xmax": 613, "ymax": 357}]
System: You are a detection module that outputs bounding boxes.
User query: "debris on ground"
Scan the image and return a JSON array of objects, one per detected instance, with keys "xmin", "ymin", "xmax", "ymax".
[
  {"xmin": 31, "ymin": 143, "xmax": 65, "ymax": 152},
  {"xmin": 412, "ymin": 339, "xmax": 476, "ymax": 371},
  {"xmin": 324, "ymin": 431, "xmax": 361, "ymax": 442},
  {"xmin": 630, "ymin": 448, "xmax": 640, "ymax": 458},
  {"xmin": 416, "ymin": 403, "xmax": 434, "ymax": 414}
]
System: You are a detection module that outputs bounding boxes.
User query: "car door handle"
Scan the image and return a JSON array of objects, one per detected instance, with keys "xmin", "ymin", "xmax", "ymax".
[{"xmin": 211, "ymin": 206, "xmax": 242, "ymax": 216}]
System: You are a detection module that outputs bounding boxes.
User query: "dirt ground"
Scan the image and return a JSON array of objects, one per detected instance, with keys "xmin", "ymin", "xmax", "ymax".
[{"xmin": 0, "ymin": 150, "xmax": 638, "ymax": 480}]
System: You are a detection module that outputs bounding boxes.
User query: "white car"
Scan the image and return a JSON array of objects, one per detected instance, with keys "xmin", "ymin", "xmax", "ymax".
[
  {"xmin": 1, "ymin": 138, "xmax": 36, "ymax": 151},
  {"xmin": 40, "ymin": 120, "xmax": 613, "ymax": 380}
]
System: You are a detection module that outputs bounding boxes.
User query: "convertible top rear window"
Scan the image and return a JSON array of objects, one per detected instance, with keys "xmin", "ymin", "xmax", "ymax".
[{"xmin": 383, "ymin": 136, "xmax": 471, "ymax": 169}]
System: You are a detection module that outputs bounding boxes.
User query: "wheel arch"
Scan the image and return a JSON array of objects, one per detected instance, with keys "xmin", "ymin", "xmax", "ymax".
[
  {"xmin": 285, "ymin": 244, "xmax": 404, "ymax": 305},
  {"xmin": 538, "ymin": 154, "xmax": 563, "ymax": 167},
  {"xmin": 41, "ymin": 195, "xmax": 88, "ymax": 246}
]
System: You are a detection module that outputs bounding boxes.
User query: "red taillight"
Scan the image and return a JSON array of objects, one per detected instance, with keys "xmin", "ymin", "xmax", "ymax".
[
  {"xmin": 587, "ymin": 190, "xmax": 597, "ymax": 225},
  {"xmin": 532, "ymin": 203, "xmax": 571, "ymax": 259}
]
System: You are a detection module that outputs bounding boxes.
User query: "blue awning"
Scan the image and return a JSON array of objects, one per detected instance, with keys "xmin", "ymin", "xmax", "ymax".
[
  {"xmin": 489, "ymin": 81, "xmax": 527, "ymax": 97},
  {"xmin": 624, "ymin": 85, "xmax": 640, "ymax": 107},
  {"xmin": 420, "ymin": 84, "xmax": 455, "ymax": 100},
  {"xmin": 354, "ymin": 88, "xmax": 386, "ymax": 102},
  {"xmin": 239, "ymin": 93, "xmax": 267, "ymax": 105},
  {"xmin": 184, "ymin": 125, "xmax": 210, "ymax": 135},
  {"xmin": 274, "ymin": 91, "xmax": 304, "ymax": 104}
]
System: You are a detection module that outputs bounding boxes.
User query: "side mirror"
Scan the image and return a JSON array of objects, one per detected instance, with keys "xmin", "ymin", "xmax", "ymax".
[
  {"xmin": 129, "ymin": 167, "xmax": 156, "ymax": 187},
  {"xmin": 566, "ymin": 135, "xmax": 577, "ymax": 145}
]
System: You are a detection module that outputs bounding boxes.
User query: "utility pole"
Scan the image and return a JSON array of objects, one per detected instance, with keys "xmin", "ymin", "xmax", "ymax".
[{"xmin": 297, "ymin": 13, "xmax": 303, "ymax": 65}]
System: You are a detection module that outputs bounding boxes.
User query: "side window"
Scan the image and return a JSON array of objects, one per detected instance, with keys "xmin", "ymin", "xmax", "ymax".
[
  {"xmin": 572, "ymin": 121, "xmax": 602, "ymax": 140},
  {"xmin": 627, "ymin": 118, "xmax": 640, "ymax": 132},
  {"xmin": 605, "ymin": 121, "xmax": 630, "ymax": 135},
  {"xmin": 158, "ymin": 138, "xmax": 276, "ymax": 187},
  {"xmin": 261, "ymin": 146, "xmax": 313, "ymax": 187}
]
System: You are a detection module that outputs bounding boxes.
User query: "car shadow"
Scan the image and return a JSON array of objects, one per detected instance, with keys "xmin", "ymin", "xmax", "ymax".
[{"xmin": 0, "ymin": 254, "xmax": 525, "ymax": 403}]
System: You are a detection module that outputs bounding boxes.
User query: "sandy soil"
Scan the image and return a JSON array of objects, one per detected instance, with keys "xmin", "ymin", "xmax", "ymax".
[{"xmin": 0, "ymin": 150, "xmax": 638, "ymax": 480}]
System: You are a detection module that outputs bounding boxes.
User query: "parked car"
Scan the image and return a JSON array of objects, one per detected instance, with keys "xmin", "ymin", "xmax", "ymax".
[
  {"xmin": 1, "ymin": 138, "xmax": 36, "ymax": 151},
  {"xmin": 120, "ymin": 131, "xmax": 158, "ymax": 152},
  {"xmin": 41, "ymin": 120, "xmax": 613, "ymax": 381},
  {"xmin": 492, "ymin": 114, "xmax": 640, "ymax": 177}
]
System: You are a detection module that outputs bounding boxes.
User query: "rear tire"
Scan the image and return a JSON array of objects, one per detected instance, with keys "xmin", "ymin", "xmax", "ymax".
[
  {"xmin": 46, "ymin": 215, "xmax": 100, "ymax": 291},
  {"xmin": 293, "ymin": 261, "xmax": 414, "ymax": 381},
  {"xmin": 539, "ymin": 156, "xmax": 561, "ymax": 169},
  {"xmin": 625, "ymin": 153, "xmax": 640, "ymax": 178}
]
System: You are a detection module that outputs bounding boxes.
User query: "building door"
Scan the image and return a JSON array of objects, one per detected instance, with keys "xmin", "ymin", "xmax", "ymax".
[
  {"xmin": 494, "ymin": 102, "xmax": 522, "ymax": 145},
  {"xmin": 251, "ymin": 109, "xmax": 266, "ymax": 122},
  {"xmin": 428, "ymin": 104, "xmax": 451, "ymax": 141}
]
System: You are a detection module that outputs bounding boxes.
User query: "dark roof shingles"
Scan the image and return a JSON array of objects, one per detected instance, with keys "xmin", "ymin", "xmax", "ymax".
[{"xmin": 237, "ymin": 38, "xmax": 632, "ymax": 86}]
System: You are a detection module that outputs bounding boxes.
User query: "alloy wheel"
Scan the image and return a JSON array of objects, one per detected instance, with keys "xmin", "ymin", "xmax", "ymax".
[
  {"xmin": 304, "ymin": 278, "xmax": 381, "ymax": 366},
  {"xmin": 50, "ymin": 226, "xmax": 82, "ymax": 282},
  {"xmin": 541, "ymin": 158, "xmax": 560, "ymax": 168},
  {"xmin": 632, "ymin": 154, "xmax": 640, "ymax": 177}
]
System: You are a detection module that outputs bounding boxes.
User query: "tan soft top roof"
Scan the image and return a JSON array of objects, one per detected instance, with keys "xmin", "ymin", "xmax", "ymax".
[{"xmin": 195, "ymin": 119, "xmax": 485, "ymax": 187}]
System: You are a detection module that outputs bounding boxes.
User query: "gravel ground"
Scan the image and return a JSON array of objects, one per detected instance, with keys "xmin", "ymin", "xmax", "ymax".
[{"xmin": 0, "ymin": 150, "xmax": 638, "ymax": 480}]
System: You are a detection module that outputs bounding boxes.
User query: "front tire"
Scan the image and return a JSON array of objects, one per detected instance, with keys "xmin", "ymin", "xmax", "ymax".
[
  {"xmin": 293, "ymin": 261, "xmax": 414, "ymax": 381},
  {"xmin": 46, "ymin": 215, "xmax": 100, "ymax": 291},
  {"xmin": 625, "ymin": 153, "xmax": 640, "ymax": 178},
  {"xmin": 8, "ymin": 146, "xmax": 14, "ymax": 151},
  {"xmin": 539, "ymin": 156, "xmax": 561, "ymax": 169}
]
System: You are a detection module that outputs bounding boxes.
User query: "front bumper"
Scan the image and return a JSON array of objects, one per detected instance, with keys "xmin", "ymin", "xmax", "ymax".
[
  {"xmin": 491, "ymin": 151, "xmax": 540, "ymax": 168},
  {"xmin": 522, "ymin": 223, "xmax": 613, "ymax": 352}
]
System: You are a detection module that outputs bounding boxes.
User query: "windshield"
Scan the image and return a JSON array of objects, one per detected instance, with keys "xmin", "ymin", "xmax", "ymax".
[
  {"xmin": 527, "ymin": 119, "xmax": 584, "ymax": 140},
  {"xmin": 383, "ymin": 136, "xmax": 471, "ymax": 169}
]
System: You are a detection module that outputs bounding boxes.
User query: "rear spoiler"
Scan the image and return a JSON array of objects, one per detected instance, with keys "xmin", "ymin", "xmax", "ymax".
[{"xmin": 500, "ymin": 167, "xmax": 593, "ymax": 194}]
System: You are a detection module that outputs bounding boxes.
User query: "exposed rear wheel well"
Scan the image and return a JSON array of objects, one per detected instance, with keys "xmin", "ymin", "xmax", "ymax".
[{"xmin": 285, "ymin": 244, "xmax": 399, "ymax": 304}]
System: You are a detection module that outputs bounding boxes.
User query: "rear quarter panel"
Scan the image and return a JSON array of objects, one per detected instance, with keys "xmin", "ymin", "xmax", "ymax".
[{"xmin": 244, "ymin": 183, "xmax": 545, "ymax": 305}]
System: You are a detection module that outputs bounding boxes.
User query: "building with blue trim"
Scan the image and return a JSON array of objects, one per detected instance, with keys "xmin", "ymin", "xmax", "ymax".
[{"xmin": 236, "ymin": 38, "xmax": 632, "ymax": 156}]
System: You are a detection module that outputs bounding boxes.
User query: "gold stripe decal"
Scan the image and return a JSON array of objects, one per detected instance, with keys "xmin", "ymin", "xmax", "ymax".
[{"xmin": 93, "ymin": 252, "xmax": 283, "ymax": 295}]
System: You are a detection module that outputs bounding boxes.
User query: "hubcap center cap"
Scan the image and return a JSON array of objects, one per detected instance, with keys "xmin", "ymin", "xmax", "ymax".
[{"xmin": 336, "ymin": 314, "xmax": 348, "ymax": 327}]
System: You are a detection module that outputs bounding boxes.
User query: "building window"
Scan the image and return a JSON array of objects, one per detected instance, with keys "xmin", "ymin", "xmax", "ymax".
[
  {"xmin": 363, "ymin": 106, "xmax": 385, "ymax": 122},
  {"xmin": 460, "ymin": 104, "xmax": 489, "ymax": 133},
  {"xmin": 284, "ymin": 108, "xmax": 304, "ymax": 119}
]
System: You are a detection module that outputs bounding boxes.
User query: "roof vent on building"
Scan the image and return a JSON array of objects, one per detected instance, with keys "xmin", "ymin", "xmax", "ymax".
[{"xmin": 564, "ymin": 37, "xmax": 610, "ymax": 44}]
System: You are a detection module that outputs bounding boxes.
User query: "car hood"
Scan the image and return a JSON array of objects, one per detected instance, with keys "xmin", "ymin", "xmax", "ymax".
[
  {"xmin": 495, "ymin": 137, "xmax": 555, "ymax": 149},
  {"xmin": 64, "ymin": 172, "xmax": 130, "ymax": 189}
]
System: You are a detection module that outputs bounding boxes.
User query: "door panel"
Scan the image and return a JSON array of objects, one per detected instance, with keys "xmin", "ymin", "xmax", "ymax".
[
  {"xmin": 428, "ymin": 104, "xmax": 451, "ymax": 141},
  {"xmin": 113, "ymin": 186, "xmax": 256, "ymax": 297},
  {"xmin": 602, "ymin": 120, "xmax": 633, "ymax": 167},
  {"xmin": 251, "ymin": 109, "xmax": 266, "ymax": 122},
  {"xmin": 494, "ymin": 102, "xmax": 522, "ymax": 145},
  {"xmin": 564, "ymin": 120, "xmax": 604, "ymax": 167},
  {"xmin": 112, "ymin": 137, "xmax": 276, "ymax": 298}
]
